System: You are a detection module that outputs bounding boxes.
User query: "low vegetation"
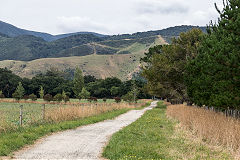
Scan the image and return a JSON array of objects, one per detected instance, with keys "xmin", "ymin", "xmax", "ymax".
[
  {"xmin": 0, "ymin": 100, "xmax": 148, "ymax": 156},
  {"xmin": 167, "ymin": 104, "xmax": 240, "ymax": 159},
  {"xmin": 103, "ymin": 102, "xmax": 232, "ymax": 160}
]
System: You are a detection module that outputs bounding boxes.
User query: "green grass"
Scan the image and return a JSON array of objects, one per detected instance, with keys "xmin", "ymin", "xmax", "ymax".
[
  {"xmin": 0, "ymin": 108, "xmax": 132, "ymax": 156},
  {"xmin": 103, "ymin": 101, "xmax": 232, "ymax": 160}
]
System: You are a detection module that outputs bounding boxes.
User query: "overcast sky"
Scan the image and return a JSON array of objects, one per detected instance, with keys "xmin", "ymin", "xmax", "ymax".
[{"xmin": 0, "ymin": 0, "xmax": 223, "ymax": 35}]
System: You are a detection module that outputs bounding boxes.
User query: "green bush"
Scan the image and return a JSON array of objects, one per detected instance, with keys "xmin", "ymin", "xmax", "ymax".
[
  {"xmin": 53, "ymin": 93, "xmax": 63, "ymax": 102},
  {"xmin": 29, "ymin": 94, "xmax": 37, "ymax": 101}
]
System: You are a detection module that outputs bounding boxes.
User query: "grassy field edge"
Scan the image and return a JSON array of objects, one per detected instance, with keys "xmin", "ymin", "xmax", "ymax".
[
  {"xmin": 0, "ymin": 108, "xmax": 133, "ymax": 157},
  {"xmin": 102, "ymin": 101, "xmax": 232, "ymax": 160}
]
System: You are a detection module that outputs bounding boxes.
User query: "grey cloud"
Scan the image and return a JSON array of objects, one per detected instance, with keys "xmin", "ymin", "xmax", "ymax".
[{"xmin": 136, "ymin": 1, "xmax": 189, "ymax": 15}]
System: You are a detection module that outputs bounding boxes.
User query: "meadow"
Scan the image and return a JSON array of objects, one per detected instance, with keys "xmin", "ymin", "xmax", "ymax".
[{"xmin": 0, "ymin": 98, "xmax": 147, "ymax": 133}]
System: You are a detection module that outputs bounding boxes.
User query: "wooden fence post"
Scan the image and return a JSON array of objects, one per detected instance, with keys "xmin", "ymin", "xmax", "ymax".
[
  {"xmin": 42, "ymin": 104, "xmax": 45, "ymax": 120},
  {"xmin": 19, "ymin": 105, "xmax": 23, "ymax": 126}
]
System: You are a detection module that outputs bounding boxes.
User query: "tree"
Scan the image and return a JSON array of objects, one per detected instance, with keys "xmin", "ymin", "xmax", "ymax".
[
  {"xmin": 142, "ymin": 29, "xmax": 204, "ymax": 102},
  {"xmin": 0, "ymin": 90, "xmax": 5, "ymax": 98},
  {"xmin": 79, "ymin": 87, "xmax": 90, "ymax": 99},
  {"xmin": 39, "ymin": 86, "xmax": 44, "ymax": 99},
  {"xmin": 73, "ymin": 67, "xmax": 84, "ymax": 98},
  {"xmin": 185, "ymin": 0, "xmax": 240, "ymax": 109},
  {"xmin": 12, "ymin": 82, "xmax": 25, "ymax": 100},
  {"xmin": 110, "ymin": 86, "xmax": 120, "ymax": 97},
  {"xmin": 53, "ymin": 93, "xmax": 63, "ymax": 102}
]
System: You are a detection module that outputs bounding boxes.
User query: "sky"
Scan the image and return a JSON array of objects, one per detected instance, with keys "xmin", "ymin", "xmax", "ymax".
[{"xmin": 0, "ymin": 0, "xmax": 223, "ymax": 35}]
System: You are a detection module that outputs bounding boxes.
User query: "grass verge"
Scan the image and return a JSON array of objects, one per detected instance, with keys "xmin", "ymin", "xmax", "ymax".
[
  {"xmin": 103, "ymin": 101, "xmax": 232, "ymax": 160},
  {"xmin": 0, "ymin": 108, "xmax": 131, "ymax": 157}
]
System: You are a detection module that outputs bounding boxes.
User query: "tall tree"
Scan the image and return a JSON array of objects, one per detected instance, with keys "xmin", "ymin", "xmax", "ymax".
[
  {"xmin": 73, "ymin": 67, "xmax": 84, "ymax": 98},
  {"xmin": 142, "ymin": 29, "xmax": 204, "ymax": 102},
  {"xmin": 185, "ymin": 0, "xmax": 240, "ymax": 109},
  {"xmin": 39, "ymin": 86, "xmax": 44, "ymax": 99},
  {"xmin": 12, "ymin": 82, "xmax": 25, "ymax": 100}
]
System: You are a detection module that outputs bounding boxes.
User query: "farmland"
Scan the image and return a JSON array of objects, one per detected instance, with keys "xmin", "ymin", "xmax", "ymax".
[{"xmin": 0, "ymin": 99, "xmax": 147, "ymax": 133}]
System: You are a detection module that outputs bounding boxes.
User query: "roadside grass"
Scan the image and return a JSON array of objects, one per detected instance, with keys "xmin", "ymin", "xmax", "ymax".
[
  {"xmin": 103, "ymin": 101, "xmax": 232, "ymax": 160},
  {"xmin": 0, "ymin": 101, "xmax": 151, "ymax": 157},
  {"xmin": 0, "ymin": 109, "xmax": 130, "ymax": 157}
]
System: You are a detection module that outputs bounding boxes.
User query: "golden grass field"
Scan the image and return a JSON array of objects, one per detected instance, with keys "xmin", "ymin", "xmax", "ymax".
[
  {"xmin": 0, "ymin": 99, "xmax": 147, "ymax": 133},
  {"xmin": 166, "ymin": 103, "xmax": 240, "ymax": 159}
]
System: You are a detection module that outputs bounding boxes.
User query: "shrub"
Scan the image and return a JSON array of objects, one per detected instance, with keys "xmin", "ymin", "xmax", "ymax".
[
  {"xmin": 0, "ymin": 91, "xmax": 5, "ymax": 98},
  {"xmin": 23, "ymin": 95, "xmax": 29, "ymax": 101},
  {"xmin": 63, "ymin": 95, "xmax": 70, "ymax": 103},
  {"xmin": 43, "ymin": 94, "xmax": 53, "ymax": 102},
  {"xmin": 29, "ymin": 94, "xmax": 37, "ymax": 101},
  {"xmin": 54, "ymin": 93, "xmax": 63, "ymax": 102},
  {"xmin": 103, "ymin": 98, "xmax": 107, "ymax": 102},
  {"xmin": 88, "ymin": 97, "xmax": 97, "ymax": 102},
  {"xmin": 114, "ymin": 97, "xmax": 121, "ymax": 103}
]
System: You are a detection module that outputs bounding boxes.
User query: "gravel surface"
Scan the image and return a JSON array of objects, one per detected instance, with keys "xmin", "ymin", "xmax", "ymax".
[{"xmin": 15, "ymin": 101, "xmax": 158, "ymax": 160}]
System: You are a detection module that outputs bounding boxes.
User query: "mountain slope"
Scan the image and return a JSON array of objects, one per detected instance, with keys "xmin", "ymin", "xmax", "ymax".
[{"xmin": 0, "ymin": 21, "xmax": 106, "ymax": 41}]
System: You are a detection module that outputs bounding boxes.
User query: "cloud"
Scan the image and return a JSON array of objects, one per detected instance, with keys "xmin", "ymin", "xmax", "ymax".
[
  {"xmin": 135, "ymin": 0, "xmax": 189, "ymax": 15},
  {"xmin": 57, "ymin": 16, "xmax": 110, "ymax": 34}
]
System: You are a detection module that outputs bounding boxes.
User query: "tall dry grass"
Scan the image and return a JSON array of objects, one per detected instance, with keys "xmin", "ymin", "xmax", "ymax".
[
  {"xmin": 45, "ymin": 102, "xmax": 141, "ymax": 122},
  {"xmin": 166, "ymin": 104, "xmax": 240, "ymax": 157}
]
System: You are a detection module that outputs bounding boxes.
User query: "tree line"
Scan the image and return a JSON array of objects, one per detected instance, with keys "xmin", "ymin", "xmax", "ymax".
[
  {"xmin": 141, "ymin": 0, "xmax": 240, "ymax": 110},
  {"xmin": 0, "ymin": 67, "xmax": 150, "ymax": 102}
]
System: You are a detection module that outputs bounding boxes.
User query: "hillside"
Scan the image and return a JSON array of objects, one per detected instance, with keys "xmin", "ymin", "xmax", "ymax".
[
  {"xmin": 0, "ymin": 20, "xmax": 106, "ymax": 41},
  {"xmin": 0, "ymin": 35, "xmax": 166, "ymax": 80},
  {"xmin": 0, "ymin": 21, "xmax": 206, "ymax": 80}
]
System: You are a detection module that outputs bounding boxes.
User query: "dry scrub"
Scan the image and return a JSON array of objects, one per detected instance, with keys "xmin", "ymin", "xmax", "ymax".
[
  {"xmin": 166, "ymin": 104, "xmax": 240, "ymax": 158},
  {"xmin": 45, "ymin": 103, "xmax": 141, "ymax": 122}
]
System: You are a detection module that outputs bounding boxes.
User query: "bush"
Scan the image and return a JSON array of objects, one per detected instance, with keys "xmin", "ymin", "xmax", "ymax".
[
  {"xmin": 0, "ymin": 91, "xmax": 5, "ymax": 98},
  {"xmin": 114, "ymin": 97, "xmax": 121, "ymax": 103},
  {"xmin": 43, "ymin": 94, "xmax": 53, "ymax": 102},
  {"xmin": 29, "ymin": 94, "xmax": 37, "ymax": 101},
  {"xmin": 103, "ymin": 98, "xmax": 107, "ymax": 102},
  {"xmin": 63, "ymin": 95, "xmax": 70, "ymax": 103},
  {"xmin": 23, "ymin": 95, "xmax": 29, "ymax": 101},
  {"xmin": 88, "ymin": 97, "xmax": 97, "ymax": 102},
  {"xmin": 53, "ymin": 93, "xmax": 63, "ymax": 102}
]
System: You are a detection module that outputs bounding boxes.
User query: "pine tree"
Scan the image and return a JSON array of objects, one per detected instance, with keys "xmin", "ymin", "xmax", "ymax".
[
  {"xmin": 12, "ymin": 82, "xmax": 25, "ymax": 100},
  {"xmin": 39, "ymin": 86, "xmax": 44, "ymax": 99},
  {"xmin": 73, "ymin": 67, "xmax": 84, "ymax": 98},
  {"xmin": 185, "ymin": 0, "xmax": 240, "ymax": 109},
  {"xmin": 79, "ymin": 87, "xmax": 90, "ymax": 99}
]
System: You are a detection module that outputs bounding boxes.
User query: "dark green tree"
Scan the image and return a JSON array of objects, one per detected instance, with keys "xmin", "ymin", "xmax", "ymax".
[
  {"xmin": 12, "ymin": 82, "xmax": 25, "ymax": 100},
  {"xmin": 142, "ymin": 29, "xmax": 204, "ymax": 102},
  {"xmin": 185, "ymin": 0, "xmax": 240, "ymax": 109},
  {"xmin": 73, "ymin": 67, "xmax": 84, "ymax": 98}
]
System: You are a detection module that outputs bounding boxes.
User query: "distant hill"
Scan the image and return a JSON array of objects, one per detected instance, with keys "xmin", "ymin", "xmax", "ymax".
[
  {"xmin": 0, "ymin": 21, "xmax": 207, "ymax": 79},
  {"xmin": 0, "ymin": 20, "xmax": 106, "ymax": 41}
]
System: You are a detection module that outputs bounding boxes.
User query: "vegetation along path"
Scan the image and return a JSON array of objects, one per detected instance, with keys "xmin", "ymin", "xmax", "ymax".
[{"xmin": 14, "ymin": 101, "xmax": 158, "ymax": 159}]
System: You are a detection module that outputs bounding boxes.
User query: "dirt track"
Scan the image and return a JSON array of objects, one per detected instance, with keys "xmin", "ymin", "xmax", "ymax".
[{"xmin": 14, "ymin": 101, "xmax": 157, "ymax": 159}]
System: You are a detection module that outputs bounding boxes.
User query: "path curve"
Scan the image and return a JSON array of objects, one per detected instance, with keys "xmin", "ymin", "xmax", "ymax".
[{"xmin": 15, "ymin": 101, "xmax": 158, "ymax": 160}]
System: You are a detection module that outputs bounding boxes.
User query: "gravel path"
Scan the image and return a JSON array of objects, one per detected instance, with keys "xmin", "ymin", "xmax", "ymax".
[{"xmin": 15, "ymin": 101, "xmax": 158, "ymax": 160}]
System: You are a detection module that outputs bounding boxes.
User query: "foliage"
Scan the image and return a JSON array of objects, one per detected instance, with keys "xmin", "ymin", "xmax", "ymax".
[
  {"xmin": 23, "ymin": 95, "xmax": 29, "ymax": 101},
  {"xmin": 185, "ymin": 0, "xmax": 240, "ymax": 109},
  {"xmin": 12, "ymin": 82, "xmax": 25, "ymax": 100},
  {"xmin": 142, "ymin": 29, "xmax": 204, "ymax": 102},
  {"xmin": 39, "ymin": 86, "xmax": 44, "ymax": 99},
  {"xmin": 0, "ymin": 68, "xmax": 22, "ymax": 98},
  {"xmin": 114, "ymin": 97, "xmax": 121, "ymax": 103},
  {"xmin": 53, "ymin": 93, "xmax": 63, "ymax": 102},
  {"xmin": 0, "ymin": 90, "xmax": 5, "ymax": 98},
  {"xmin": 43, "ymin": 94, "xmax": 53, "ymax": 102},
  {"xmin": 29, "ymin": 94, "xmax": 37, "ymax": 101},
  {"xmin": 79, "ymin": 87, "xmax": 90, "ymax": 99},
  {"xmin": 73, "ymin": 67, "xmax": 84, "ymax": 98}
]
